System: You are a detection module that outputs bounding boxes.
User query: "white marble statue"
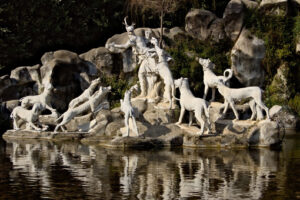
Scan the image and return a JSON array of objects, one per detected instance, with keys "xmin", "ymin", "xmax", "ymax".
[
  {"xmin": 106, "ymin": 17, "xmax": 157, "ymax": 98},
  {"xmin": 54, "ymin": 86, "xmax": 111, "ymax": 132},
  {"xmin": 68, "ymin": 78, "xmax": 100, "ymax": 109},
  {"xmin": 11, "ymin": 103, "xmax": 47, "ymax": 131},
  {"xmin": 120, "ymin": 90, "xmax": 139, "ymax": 137},
  {"xmin": 150, "ymin": 37, "xmax": 175, "ymax": 109},
  {"xmin": 249, "ymin": 99, "xmax": 264, "ymax": 120},
  {"xmin": 174, "ymin": 77, "xmax": 211, "ymax": 135},
  {"xmin": 20, "ymin": 83, "xmax": 58, "ymax": 117},
  {"xmin": 216, "ymin": 81, "xmax": 270, "ymax": 121},
  {"xmin": 198, "ymin": 58, "xmax": 233, "ymax": 101}
]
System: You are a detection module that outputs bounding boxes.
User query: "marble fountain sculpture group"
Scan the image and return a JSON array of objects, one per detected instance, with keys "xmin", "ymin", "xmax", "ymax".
[{"xmin": 10, "ymin": 17, "xmax": 270, "ymax": 138}]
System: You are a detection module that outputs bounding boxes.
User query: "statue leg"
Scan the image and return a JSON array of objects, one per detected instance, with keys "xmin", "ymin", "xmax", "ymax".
[
  {"xmin": 211, "ymin": 88, "xmax": 216, "ymax": 102},
  {"xmin": 188, "ymin": 112, "xmax": 193, "ymax": 126},
  {"xmin": 13, "ymin": 118, "xmax": 20, "ymax": 130},
  {"xmin": 249, "ymin": 100, "xmax": 256, "ymax": 120},
  {"xmin": 138, "ymin": 65, "xmax": 147, "ymax": 97},
  {"xmin": 28, "ymin": 122, "xmax": 41, "ymax": 131},
  {"xmin": 255, "ymin": 99, "xmax": 270, "ymax": 120},
  {"xmin": 131, "ymin": 116, "xmax": 139, "ymax": 136},
  {"xmin": 203, "ymin": 85, "xmax": 209, "ymax": 100},
  {"xmin": 195, "ymin": 108, "xmax": 205, "ymax": 135},
  {"xmin": 124, "ymin": 113, "xmax": 130, "ymax": 137},
  {"xmin": 229, "ymin": 101, "xmax": 239, "ymax": 120},
  {"xmin": 176, "ymin": 108, "xmax": 185, "ymax": 125},
  {"xmin": 222, "ymin": 100, "xmax": 229, "ymax": 114}
]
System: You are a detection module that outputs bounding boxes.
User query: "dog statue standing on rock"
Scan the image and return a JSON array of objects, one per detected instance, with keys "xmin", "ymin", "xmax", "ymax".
[
  {"xmin": 198, "ymin": 58, "xmax": 232, "ymax": 101},
  {"xmin": 120, "ymin": 90, "xmax": 139, "ymax": 137},
  {"xmin": 174, "ymin": 77, "xmax": 211, "ymax": 135},
  {"xmin": 216, "ymin": 81, "xmax": 270, "ymax": 121},
  {"xmin": 11, "ymin": 103, "xmax": 47, "ymax": 131}
]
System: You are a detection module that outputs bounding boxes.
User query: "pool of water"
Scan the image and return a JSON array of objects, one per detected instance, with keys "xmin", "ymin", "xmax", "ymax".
[{"xmin": 0, "ymin": 131, "xmax": 299, "ymax": 200}]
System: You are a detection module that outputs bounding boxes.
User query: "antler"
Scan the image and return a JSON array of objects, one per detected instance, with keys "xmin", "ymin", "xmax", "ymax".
[
  {"xmin": 123, "ymin": 16, "xmax": 135, "ymax": 27},
  {"xmin": 123, "ymin": 16, "xmax": 128, "ymax": 26}
]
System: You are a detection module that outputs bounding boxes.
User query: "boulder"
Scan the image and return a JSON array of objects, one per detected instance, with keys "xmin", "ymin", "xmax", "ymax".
[
  {"xmin": 269, "ymin": 105, "xmax": 283, "ymax": 118},
  {"xmin": 259, "ymin": 0, "xmax": 288, "ymax": 15},
  {"xmin": 231, "ymin": 28, "xmax": 266, "ymax": 86},
  {"xmin": 40, "ymin": 50, "xmax": 98, "ymax": 111},
  {"xmin": 185, "ymin": 9, "xmax": 217, "ymax": 41},
  {"xmin": 131, "ymin": 98, "xmax": 147, "ymax": 114},
  {"xmin": 0, "ymin": 74, "xmax": 36, "ymax": 101},
  {"xmin": 185, "ymin": 0, "xmax": 245, "ymax": 43},
  {"xmin": 143, "ymin": 104, "xmax": 178, "ymax": 125},
  {"xmin": 64, "ymin": 113, "xmax": 93, "ymax": 132},
  {"xmin": 80, "ymin": 47, "xmax": 114, "ymax": 76},
  {"xmin": 248, "ymin": 120, "xmax": 280, "ymax": 147},
  {"xmin": 163, "ymin": 27, "xmax": 185, "ymax": 41},
  {"xmin": 241, "ymin": 0, "xmax": 259, "ymax": 9},
  {"xmin": 5, "ymin": 100, "xmax": 19, "ymax": 112},
  {"xmin": 105, "ymin": 120, "xmax": 124, "ymax": 137},
  {"xmin": 88, "ymin": 119, "xmax": 108, "ymax": 135},
  {"xmin": 209, "ymin": 18, "xmax": 226, "ymax": 43},
  {"xmin": 223, "ymin": 0, "xmax": 244, "ymax": 41},
  {"xmin": 10, "ymin": 64, "xmax": 41, "ymax": 87},
  {"xmin": 120, "ymin": 120, "xmax": 148, "ymax": 137},
  {"xmin": 268, "ymin": 63, "xmax": 291, "ymax": 104},
  {"xmin": 0, "ymin": 75, "xmax": 14, "ymax": 100},
  {"xmin": 269, "ymin": 105, "xmax": 299, "ymax": 130}
]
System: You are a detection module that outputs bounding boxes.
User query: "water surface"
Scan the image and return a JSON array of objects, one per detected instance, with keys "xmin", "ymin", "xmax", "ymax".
[{"xmin": 0, "ymin": 132, "xmax": 299, "ymax": 199}]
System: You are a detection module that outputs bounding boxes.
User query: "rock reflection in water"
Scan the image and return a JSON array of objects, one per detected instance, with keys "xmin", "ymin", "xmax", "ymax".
[{"xmin": 2, "ymin": 139, "xmax": 284, "ymax": 199}]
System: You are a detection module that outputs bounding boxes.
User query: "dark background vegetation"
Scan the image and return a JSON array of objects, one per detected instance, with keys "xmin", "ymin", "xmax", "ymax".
[{"xmin": 0, "ymin": 0, "xmax": 299, "ymax": 114}]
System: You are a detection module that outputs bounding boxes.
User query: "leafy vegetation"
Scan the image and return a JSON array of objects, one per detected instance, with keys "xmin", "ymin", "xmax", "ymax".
[
  {"xmin": 244, "ymin": 8, "xmax": 300, "ymax": 114},
  {"xmin": 0, "ymin": 0, "xmax": 125, "ymax": 73},
  {"xmin": 167, "ymin": 34, "xmax": 232, "ymax": 98}
]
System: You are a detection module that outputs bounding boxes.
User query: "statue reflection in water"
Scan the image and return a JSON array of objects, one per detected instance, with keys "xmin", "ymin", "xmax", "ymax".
[{"xmin": 4, "ymin": 139, "xmax": 283, "ymax": 199}]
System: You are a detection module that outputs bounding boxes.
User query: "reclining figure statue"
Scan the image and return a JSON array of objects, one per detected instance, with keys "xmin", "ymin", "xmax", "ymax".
[
  {"xmin": 150, "ymin": 37, "xmax": 175, "ymax": 110},
  {"xmin": 54, "ymin": 86, "xmax": 111, "ymax": 132},
  {"xmin": 216, "ymin": 81, "xmax": 270, "ymax": 121},
  {"xmin": 120, "ymin": 90, "xmax": 139, "ymax": 137},
  {"xmin": 11, "ymin": 103, "xmax": 47, "ymax": 131},
  {"xmin": 20, "ymin": 83, "xmax": 58, "ymax": 117},
  {"xmin": 198, "ymin": 58, "xmax": 233, "ymax": 101},
  {"xmin": 174, "ymin": 77, "xmax": 211, "ymax": 135}
]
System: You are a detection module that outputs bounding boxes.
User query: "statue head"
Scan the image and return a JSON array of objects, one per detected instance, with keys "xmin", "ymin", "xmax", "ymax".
[
  {"xmin": 150, "ymin": 37, "xmax": 158, "ymax": 46},
  {"xmin": 123, "ymin": 16, "xmax": 135, "ymax": 33},
  {"xmin": 145, "ymin": 29, "xmax": 151, "ymax": 39},
  {"xmin": 198, "ymin": 58, "xmax": 215, "ymax": 70},
  {"xmin": 174, "ymin": 77, "xmax": 184, "ymax": 89}
]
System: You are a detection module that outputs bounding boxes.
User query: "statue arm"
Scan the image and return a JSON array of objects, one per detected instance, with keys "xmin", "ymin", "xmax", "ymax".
[{"xmin": 113, "ymin": 41, "xmax": 132, "ymax": 49}]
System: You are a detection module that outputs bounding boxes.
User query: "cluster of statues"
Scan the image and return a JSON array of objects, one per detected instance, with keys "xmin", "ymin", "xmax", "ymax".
[
  {"xmin": 11, "ymin": 17, "xmax": 270, "ymax": 136},
  {"xmin": 11, "ymin": 78, "xmax": 111, "ymax": 132}
]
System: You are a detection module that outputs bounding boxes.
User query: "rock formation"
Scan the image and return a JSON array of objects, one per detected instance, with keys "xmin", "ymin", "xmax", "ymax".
[{"xmin": 231, "ymin": 29, "xmax": 266, "ymax": 86}]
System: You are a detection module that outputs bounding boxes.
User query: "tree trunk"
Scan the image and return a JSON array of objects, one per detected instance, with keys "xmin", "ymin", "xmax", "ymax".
[{"xmin": 159, "ymin": 9, "xmax": 164, "ymax": 48}]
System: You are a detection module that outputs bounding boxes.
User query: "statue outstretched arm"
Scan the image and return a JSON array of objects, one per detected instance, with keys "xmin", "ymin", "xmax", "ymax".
[{"xmin": 109, "ymin": 41, "xmax": 132, "ymax": 49}]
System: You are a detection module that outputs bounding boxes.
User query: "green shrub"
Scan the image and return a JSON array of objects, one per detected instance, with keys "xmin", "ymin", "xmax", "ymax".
[
  {"xmin": 289, "ymin": 94, "xmax": 300, "ymax": 116},
  {"xmin": 167, "ymin": 34, "xmax": 232, "ymax": 97}
]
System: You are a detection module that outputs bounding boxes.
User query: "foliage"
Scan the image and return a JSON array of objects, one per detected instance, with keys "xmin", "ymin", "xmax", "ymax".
[
  {"xmin": 0, "ymin": 0, "xmax": 125, "ymax": 73},
  {"xmin": 167, "ymin": 34, "xmax": 232, "ymax": 97},
  {"xmin": 289, "ymin": 94, "xmax": 300, "ymax": 116},
  {"xmin": 100, "ymin": 73, "xmax": 138, "ymax": 108},
  {"xmin": 126, "ymin": 0, "xmax": 184, "ymax": 46},
  {"xmin": 244, "ymin": 8, "xmax": 300, "ymax": 114}
]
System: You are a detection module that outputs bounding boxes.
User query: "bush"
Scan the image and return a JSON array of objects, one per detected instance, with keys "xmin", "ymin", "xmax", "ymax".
[
  {"xmin": 289, "ymin": 94, "xmax": 300, "ymax": 116},
  {"xmin": 167, "ymin": 34, "xmax": 232, "ymax": 98}
]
